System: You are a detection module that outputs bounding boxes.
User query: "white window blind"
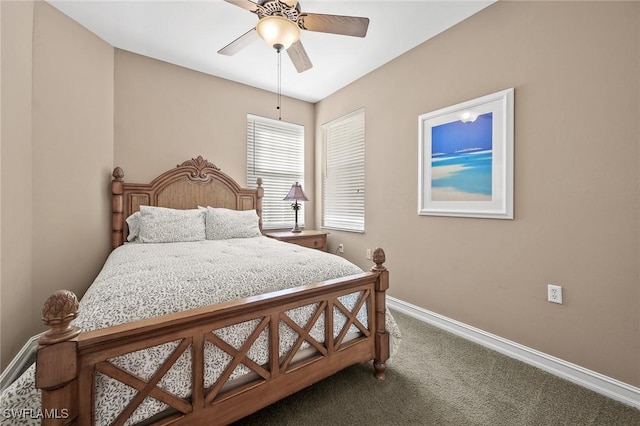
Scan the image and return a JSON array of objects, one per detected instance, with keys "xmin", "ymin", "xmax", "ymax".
[
  {"xmin": 247, "ymin": 114, "xmax": 305, "ymax": 230},
  {"xmin": 322, "ymin": 108, "xmax": 365, "ymax": 232}
]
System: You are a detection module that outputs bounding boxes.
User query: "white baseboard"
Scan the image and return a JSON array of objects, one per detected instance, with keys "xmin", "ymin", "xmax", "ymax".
[
  {"xmin": 0, "ymin": 332, "xmax": 43, "ymax": 393},
  {"xmin": 387, "ymin": 296, "xmax": 640, "ymax": 409}
]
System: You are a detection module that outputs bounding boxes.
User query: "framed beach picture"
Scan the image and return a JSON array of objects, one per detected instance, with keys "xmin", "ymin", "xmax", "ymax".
[{"xmin": 418, "ymin": 88, "xmax": 514, "ymax": 219}]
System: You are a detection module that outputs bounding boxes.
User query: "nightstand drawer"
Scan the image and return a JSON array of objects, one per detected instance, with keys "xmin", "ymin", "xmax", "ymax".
[
  {"xmin": 264, "ymin": 230, "xmax": 329, "ymax": 252},
  {"xmin": 292, "ymin": 235, "xmax": 327, "ymax": 251}
]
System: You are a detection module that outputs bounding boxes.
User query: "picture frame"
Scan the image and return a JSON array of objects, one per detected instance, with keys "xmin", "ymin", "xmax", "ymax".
[{"xmin": 418, "ymin": 88, "xmax": 514, "ymax": 219}]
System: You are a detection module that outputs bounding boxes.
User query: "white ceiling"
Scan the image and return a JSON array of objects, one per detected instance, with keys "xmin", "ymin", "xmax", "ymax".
[{"xmin": 47, "ymin": 0, "xmax": 494, "ymax": 103}]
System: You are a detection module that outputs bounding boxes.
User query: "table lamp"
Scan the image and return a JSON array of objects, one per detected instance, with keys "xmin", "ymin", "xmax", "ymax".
[{"xmin": 283, "ymin": 182, "xmax": 308, "ymax": 233}]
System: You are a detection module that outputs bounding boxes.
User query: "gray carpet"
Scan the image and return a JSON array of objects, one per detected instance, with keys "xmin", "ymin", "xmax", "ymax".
[{"xmin": 234, "ymin": 309, "xmax": 640, "ymax": 426}]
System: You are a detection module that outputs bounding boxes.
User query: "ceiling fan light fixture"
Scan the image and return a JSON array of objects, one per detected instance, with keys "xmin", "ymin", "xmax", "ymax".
[{"xmin": 256, "ymin": 15, "xmax": 300, "ymax": 51}]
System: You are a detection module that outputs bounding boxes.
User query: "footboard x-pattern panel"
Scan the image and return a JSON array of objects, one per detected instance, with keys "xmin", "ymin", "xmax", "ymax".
[
  {"xmin": 95, "ymin": 339, "xmax": 193, "ymax": 425},
  {"xmin": 278, "ymin": 301, "xmax": 328, "ymax": 372},
  {"xmin": 205, "ymin": 317, "xmax": 271, "ymax": 404},
  {"xmin": 77, "ymin": 284, "xmax": 377, "ymax": 426},
  {"xmin": 333, "ymin": 289, "xmax": 371, "ymax": 348}
]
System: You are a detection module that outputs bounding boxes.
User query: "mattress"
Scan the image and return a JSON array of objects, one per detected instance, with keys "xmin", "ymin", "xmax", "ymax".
[{"xmin": 1, "ymin": 236, "xmax": 401, "ymax": 425}]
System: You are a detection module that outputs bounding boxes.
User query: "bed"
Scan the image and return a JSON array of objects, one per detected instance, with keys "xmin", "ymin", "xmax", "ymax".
[{"xmin": 3, "ymin": 156, "xmax": 399, "ymax": 425}]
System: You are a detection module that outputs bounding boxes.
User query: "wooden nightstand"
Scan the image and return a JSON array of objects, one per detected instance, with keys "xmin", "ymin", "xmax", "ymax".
[{"xmin": 265, "ymin": 230, "xmax": 329, "ymax": 252}]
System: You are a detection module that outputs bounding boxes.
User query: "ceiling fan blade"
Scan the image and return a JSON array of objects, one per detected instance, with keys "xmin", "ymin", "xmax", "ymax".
[
  {"xmin": 301, "ymin": 13, "xmax": 369, "ymax": 38},
  {"xmin": 223, "ymin": 0, "xmax": 259, "ymax": 13},
  {"xmin": 218, "ymin": 28, "xmax": 260, "ymax": 56},
  {"xmin": 286, "ymin": 40, "xmax": 313, "ymax": 73}
]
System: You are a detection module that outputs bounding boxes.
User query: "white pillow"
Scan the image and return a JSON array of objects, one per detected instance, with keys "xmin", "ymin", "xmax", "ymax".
[
  {"xmin": 139, "ymin": 206, "xmax": 206, "ymax": 243},
  {"xmin": 125, "ymin": 211, "xmax": 141, "ymax": 242},
  {"xmin": 205, "ymin": 207, "xmax": 261, "ymax": 240}
]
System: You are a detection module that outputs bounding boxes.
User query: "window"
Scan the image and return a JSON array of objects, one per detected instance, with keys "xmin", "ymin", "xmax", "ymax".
[
  {"xmin": 322, "ymin": 108, "xmax": 365, "ymax": 232},
  {"xmin": 247, "ymin": 114, "xmax": 305, "ymax": 230}
]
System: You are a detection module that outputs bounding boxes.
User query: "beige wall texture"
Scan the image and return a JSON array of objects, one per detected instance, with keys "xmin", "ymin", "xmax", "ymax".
[
  {"xmin": 113, "ymin": 50, "xmax": 316, "ymax": 227},
  {"xmin": 316, "ymin": 1, "xmax": 640, "ymax": 387},
  {"xmin": 0, "ymin": 1, "xmax": 114, "ymax": 369},
  {"xmin": 1, "ymin": 0, "xmax": 35, "ymax": 370}
]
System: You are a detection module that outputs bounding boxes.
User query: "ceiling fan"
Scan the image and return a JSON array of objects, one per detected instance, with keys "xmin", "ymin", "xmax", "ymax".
[{"xmin": 218, "ymin": 0, "xmax": 370, "ymax": 73}]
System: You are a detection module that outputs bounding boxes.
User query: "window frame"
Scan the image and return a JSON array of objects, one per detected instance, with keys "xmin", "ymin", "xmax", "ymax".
[
  {"xmin": 247, "ymin": 114, "xmax": 305, "ymax": 230},
  {"xmin": 321, "ymin": 108, "xmax": 365, "ymax": 233}
]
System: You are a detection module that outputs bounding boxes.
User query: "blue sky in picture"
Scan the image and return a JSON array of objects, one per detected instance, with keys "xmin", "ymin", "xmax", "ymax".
[
  {"xmin": 432, "ymin": 112, "xmax": 493, "ymax": 155},
  {"xmin": 430, "ymin": 112, "xmax": 493, "ymax": 200}
]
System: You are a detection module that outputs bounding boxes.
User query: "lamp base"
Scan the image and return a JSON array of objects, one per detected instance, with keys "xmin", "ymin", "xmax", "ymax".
[{"xmin": 290, "ymin": 200, "xmax": 303, "ymax": 233}]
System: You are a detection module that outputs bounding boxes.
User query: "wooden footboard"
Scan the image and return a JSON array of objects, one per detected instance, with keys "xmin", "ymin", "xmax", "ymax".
[{"xmin": 35, "ymin": 251, "xmax": 390, "ymax": 426}]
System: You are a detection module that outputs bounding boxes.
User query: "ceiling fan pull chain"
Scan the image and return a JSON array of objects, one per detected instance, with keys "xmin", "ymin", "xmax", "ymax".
[{"xmin": 277, "ymin": 48, "xmax": 282, "ymax": 120}]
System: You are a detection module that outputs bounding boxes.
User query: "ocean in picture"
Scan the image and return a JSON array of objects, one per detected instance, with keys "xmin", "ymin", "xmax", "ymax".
[{"xmin": 431, "ymin": 112, "xmax": 493, "ymax": 201}]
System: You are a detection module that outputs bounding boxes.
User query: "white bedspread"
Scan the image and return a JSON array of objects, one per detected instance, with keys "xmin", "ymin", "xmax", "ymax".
[{"xmin": 1, "ymin": 237, "xmax": 400, "ymax": 426}]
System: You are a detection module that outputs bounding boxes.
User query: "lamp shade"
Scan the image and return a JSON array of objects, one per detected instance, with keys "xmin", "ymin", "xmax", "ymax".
[
  {"xmin": 283, "ymin": 182, "xmax": 308, "ymax": 202},
  {"xmin": 256, "ymin": 15, "xmax": 300, "ymax": 51}
]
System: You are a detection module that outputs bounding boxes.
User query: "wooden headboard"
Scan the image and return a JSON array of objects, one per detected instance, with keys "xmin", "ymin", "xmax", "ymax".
[{"xmin": 111, "ymin": 156, "xmax": 263, "ymax": 249}]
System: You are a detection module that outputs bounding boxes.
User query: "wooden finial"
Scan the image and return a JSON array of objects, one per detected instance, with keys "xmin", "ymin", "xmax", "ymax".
[
  {"xmin": 256, "ymin": 177, "xmax": 263, "ymax": 187},
  {"xmin": 372, "ymin": 247, "xmax": 386, "ymax": 271},
  {"xmin": 112, "ymin": 167, "xmax": 124, "ymax": 181},
  {"xmin": 39, "ymin": 290, "xmax": 81, "ymax": 345}
]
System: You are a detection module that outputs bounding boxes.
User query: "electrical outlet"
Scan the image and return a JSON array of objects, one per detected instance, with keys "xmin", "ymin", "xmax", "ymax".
[
  {"xmin": 338, "ymin": 243, "xmax": 344, "ymax": 254},
  {"xmin": 366, "ymin": 248, "xmax": 372, "ymax": 260},
  {"xmin": 547, "ymin": 284, "xmax": 563, "ymax": 304}
]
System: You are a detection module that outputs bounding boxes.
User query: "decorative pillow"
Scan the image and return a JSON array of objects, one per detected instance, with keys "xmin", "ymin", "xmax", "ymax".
[
  {"xmin": 205, "ymin": 207, "xmax": 261, "ymax": 240},
  {"xmin": 138, "ymin": 206, "xmax": 206, "ymax": 243},
  {"xmin": 125, "ymin": 211, "xmax": 141, "ymax": 242}
]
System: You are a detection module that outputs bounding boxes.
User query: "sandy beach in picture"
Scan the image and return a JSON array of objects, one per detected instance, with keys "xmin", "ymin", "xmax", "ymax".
[{"xmin": 431, "ymin": 186, "xmax": 492, "ymax": 201}]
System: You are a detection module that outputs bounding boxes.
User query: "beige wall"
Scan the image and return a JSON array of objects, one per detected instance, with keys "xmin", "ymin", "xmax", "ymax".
[
  {"xmin": 113, "ymin": 51, "xmax": 317, "ymax": 227},
  {"xmin": 1, "ymin": 0, "xmax": 35, "ymax": 369},
  {"xmin": 0, "ymin": 1, "xmax": 114, "ymax": 368},
  {"xmin": 316, "ymin": 1, "xmax": 640, "ymax": 387}
]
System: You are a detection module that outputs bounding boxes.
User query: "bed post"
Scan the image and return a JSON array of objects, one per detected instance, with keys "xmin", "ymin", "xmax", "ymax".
[
  {"xmin": 35, "ymin": 290, "xmax": 81, "ymax": 425},
  {"xmin": 371, "ymin": 247, "xmax": 390, "ymax": 380},
  {"xmin": 256, "ymin": 177, "xmax": 264, "ymax": 232},
  {"xmin": 112, "ymin": 166, "xmax": 125, "ymax": 249}
]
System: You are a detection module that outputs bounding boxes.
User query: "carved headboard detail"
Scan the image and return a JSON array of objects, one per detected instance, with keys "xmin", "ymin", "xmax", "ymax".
[{"xmin": 111, "ymin": 156, "xmax": 263, "ymax": 249}]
